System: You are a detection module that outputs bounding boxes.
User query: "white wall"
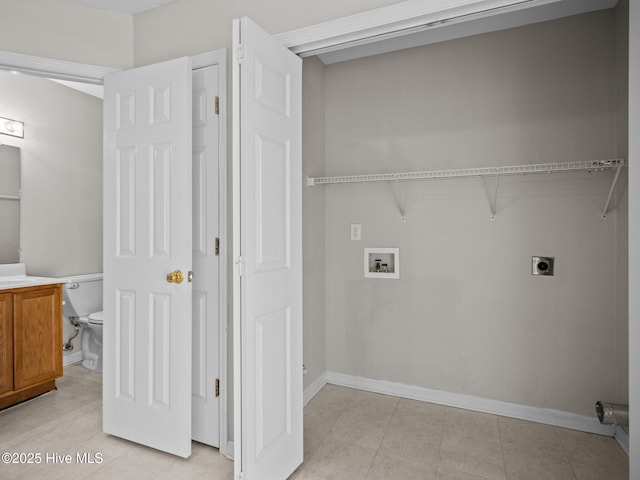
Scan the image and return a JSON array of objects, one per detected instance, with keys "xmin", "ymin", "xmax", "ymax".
[
  {"xmin": 321, "ymin": 10, "xmax": 625, "ymax": 416},
  {"xmin": 0, "ymin": 72, "xmax": 103, "ymax": 278},
  {"xmin": 0, "ymin": 0, "xmax": 133, "ymax": 69},
  {"xmin": 133, "ymin": 0, "xmax": 404, "ymax": 66}
]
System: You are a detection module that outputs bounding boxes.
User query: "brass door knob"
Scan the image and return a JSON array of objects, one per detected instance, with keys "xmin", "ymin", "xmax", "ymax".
[{"xmin": 167, "ymin": 270, "xmax": 184, "ymax": 284}]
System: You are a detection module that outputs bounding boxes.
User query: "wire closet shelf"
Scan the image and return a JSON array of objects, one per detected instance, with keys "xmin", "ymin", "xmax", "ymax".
[
  {"xmin": 306, "ymin": 159, "xmax": 626, "ymax": 221},
  {"xmin": 306, "ymin": 159, "xmax": 625, "ymax": 186}
]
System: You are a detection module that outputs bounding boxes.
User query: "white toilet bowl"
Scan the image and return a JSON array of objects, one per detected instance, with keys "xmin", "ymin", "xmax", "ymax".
[
  {"xmin": 60, "ymin": 273, "xmax": 103, "ymax": 373},
  {"xmin": 82, "ymin": 310, "xmax": 104, "ymax": 372}
]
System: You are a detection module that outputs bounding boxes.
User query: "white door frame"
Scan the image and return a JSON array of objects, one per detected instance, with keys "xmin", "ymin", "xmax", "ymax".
[
  {"xmin": 0, "ymin": 48, "xmax": 230, "ymax": 459},
  {"xmin": 628, "ymin": 3, "xmax": 639, "ymax": 478},
  {"xmin": 191, "ymin": 49, "xmax": 229, "ymax": 458},
  {"xmin": 274, "ymin": 0, "xmax": 619, "ymax": 59}
]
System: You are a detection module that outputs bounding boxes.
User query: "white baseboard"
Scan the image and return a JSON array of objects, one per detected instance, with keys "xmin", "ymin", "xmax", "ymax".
[
  {"xmin": 615, "ymin": 426, "xmax": 629, "ymax": 455},
  {"xmin": 324, "ymin": 371, "xmax": 615, "ymax": 437},
  {"xmin": 63, "ymin": 351, "xmax": 83, "ymax": 366},
  {"xmin": 304, "ymin": 372, "xmax": 328, "ymax": 406}
]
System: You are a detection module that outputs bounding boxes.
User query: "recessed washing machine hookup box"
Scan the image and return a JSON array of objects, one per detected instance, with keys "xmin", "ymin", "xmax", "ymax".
[
  {"xmin": 532, "ymin": 256, "xmax": 554, "ymax": 276},
  {"xmin": 364, "ymin": 248, "xmax": 399, "ymax": 279}
]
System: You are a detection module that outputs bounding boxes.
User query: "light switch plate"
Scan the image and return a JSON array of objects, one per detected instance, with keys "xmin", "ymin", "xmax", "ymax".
[{"xmin": 351, "ymin": 224, "xmax": 361, "ymax": 241}]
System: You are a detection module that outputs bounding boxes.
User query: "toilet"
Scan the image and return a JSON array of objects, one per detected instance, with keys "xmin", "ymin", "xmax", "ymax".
[{"xmin": 60, "ymin": 273, "xmax": 104, "ymax": 372}]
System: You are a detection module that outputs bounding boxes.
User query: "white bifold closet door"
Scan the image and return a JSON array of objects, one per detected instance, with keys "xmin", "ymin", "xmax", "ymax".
[
  {"xmin": 192, "ymin": 64, "xmax": 221, "ymax": 448},
  {"xmin": 103, "ymin": 57, "xmax": 193, "ymax": 458},
  {"xmin": 233, "ymin": 16, "xmax": 304, "ymax": 480}
]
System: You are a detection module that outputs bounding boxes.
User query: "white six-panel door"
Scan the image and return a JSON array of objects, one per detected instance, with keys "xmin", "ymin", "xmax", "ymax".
[
  {"xmin": 103, "ymin": 57, "xmax": 193, "ymax": 458},
  {"xmin": 233, "ymin": 17, "xmax": 303, "ymax": 480}
]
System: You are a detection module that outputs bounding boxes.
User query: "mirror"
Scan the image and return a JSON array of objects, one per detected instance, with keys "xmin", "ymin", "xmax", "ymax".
[
  {"xmin": 0, "ymin": 144, "xmax": 20, "ymax": 263},
  {"xmin": 0, "ymin": 69, "xmax": 103, "ymax": 277}
]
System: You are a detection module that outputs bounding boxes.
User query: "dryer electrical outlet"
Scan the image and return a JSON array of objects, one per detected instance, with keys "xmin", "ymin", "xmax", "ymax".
[{"xmin": 532, "ymin": 256, "xmax": 554, "ymax": 276}]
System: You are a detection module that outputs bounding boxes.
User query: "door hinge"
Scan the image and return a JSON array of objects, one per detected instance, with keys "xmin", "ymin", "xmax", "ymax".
[
  {"xmin": 215, "ymin": 237, "xmax": 220, "ymax": 256},
  {"xmin": 236, "ymin": 257, "xmax": 245, "ymax": 276},
  {"xmin": 215, "ymin": 378, "xmax": 220, "ymax": 397},
  {"xmin": 214, "ymin": 96, "xmax": 219, "ymax": 115},
  {"xmin": 236, "ymin": 44, "xmax": 245, "ymax": 64}
]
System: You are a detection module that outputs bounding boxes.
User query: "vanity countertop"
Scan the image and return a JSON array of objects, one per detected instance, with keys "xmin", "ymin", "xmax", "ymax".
[{"xmin": 0, "ymin": 263, "xmax": 62, "ymax": 291}]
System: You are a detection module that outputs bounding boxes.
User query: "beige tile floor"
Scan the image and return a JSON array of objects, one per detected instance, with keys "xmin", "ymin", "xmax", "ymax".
[
  {"xmin": 0, "ymin": 365, "xmax": 232, "ymax": 480},
  {"xmin": 0, "ymin": 365, "xmax": 629, "ymax": 480},
  {"xmin": 296, "ymin": 384, "xmax": 629, "ymax": 480}
]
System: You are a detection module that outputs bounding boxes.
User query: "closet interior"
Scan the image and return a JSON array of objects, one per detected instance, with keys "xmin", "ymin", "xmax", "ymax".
[{"xmin": 300, "ymin": 4, "xmax": 629, "ymax": 425}]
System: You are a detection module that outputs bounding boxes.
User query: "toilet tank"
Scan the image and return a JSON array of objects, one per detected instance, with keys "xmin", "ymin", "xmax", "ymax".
[{"xmin": 59, "ymin": 273, "xmax": 103, "ymax": 318}]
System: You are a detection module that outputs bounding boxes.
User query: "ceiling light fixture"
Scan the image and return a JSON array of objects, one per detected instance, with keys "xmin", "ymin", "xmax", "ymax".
[{"xmin": 0, "ymin": 116, "xmax": 24, "ymax": 138}]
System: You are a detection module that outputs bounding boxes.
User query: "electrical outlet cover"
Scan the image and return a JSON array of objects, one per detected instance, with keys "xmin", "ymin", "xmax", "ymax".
[{"xmin": 351, "ymin": 224, "xmax": 361, "ymax": 241}]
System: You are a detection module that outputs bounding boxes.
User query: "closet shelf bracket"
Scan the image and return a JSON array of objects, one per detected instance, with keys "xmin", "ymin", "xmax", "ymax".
[
  {"xmin": 390, "ymin": 178, "xmax": 406, "ymax": 222},
  {"xmin": 601, "ymin": 162, "xmax": 624, "ymax": 219},
  {"xmin": 490, "ymin": 174, "xmax": 500, "ymax": 220}
]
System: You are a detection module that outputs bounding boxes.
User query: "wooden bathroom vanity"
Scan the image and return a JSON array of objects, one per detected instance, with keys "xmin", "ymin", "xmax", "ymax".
[{"xmin": 0, "ymin": 282, "xmax": 63, "ymax": 410}]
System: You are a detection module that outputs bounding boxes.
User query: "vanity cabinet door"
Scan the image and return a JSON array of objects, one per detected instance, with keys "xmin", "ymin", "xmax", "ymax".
[
  {"xmin": 0, "ymin": 292, "xmax": 13, "ymax": 395},
  {"xmin": 13, "ymin": 286, "xmax": 62, "ymax": 391}
]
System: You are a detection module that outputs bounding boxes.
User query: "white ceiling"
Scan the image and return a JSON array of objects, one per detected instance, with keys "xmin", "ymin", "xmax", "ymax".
[{"xmin": 63, "ymin": 0, "xmax": 180, "ymax": 15}]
